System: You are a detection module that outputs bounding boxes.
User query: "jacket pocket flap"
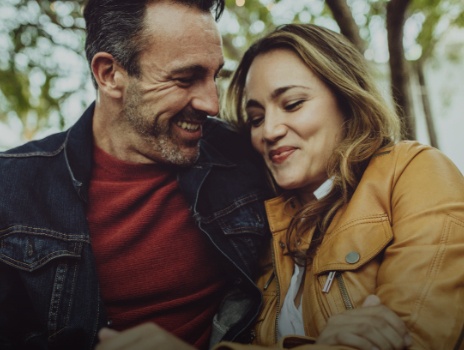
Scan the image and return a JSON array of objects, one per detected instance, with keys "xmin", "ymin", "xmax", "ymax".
[
  {"xmin": 0, "ymin": 226, "xmax": 86, "ymax": 272},
  {"xmin": 197, "ymin": 192, "xmax": 268, "ymax": 236},
  {"xmin": 313, "ymin": 214, "xmax": 393, "ymax": 274}
]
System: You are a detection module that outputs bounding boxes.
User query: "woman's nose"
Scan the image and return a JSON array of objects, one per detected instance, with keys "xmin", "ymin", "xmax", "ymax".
[{"xmin": 262, "ymin": 116, "xmax": 287, "ymax": 143}]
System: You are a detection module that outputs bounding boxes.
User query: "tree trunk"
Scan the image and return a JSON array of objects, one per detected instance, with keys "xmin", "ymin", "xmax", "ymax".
[
  {"xmin": 325, "ymin": 0, "xmax": 366, "ymax": 53},
  {"xmin": 415, "ymin": 60, "xmax": 439, "ymax": 148},
  {"xmin": 386, "ymin": 0, "xmax": 415, "ymax": 140}
]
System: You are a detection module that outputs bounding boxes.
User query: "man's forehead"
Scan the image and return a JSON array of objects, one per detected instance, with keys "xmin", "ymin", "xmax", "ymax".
[
  {"xmin": 137, "ymin": 1, "xmax": 224, "ymax": 74},
  {"xmin": 143, "ymin": 3, "xmax": 222, "ymax": 50},
  {"xmin": 144, "ymin": 0, "xmax": 218, "ymax": 35}
]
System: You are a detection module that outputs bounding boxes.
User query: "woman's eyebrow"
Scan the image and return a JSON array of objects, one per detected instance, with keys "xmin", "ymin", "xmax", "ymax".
[
  {"xmin": 245, "ymin": 99, "xmax": 263, "ymax": 110},
  {"xmin": 245, "ymin": 85, "xmax": 310, "ymax": 109},
  {"xmin": 270, "ymin": 85, "xmax": 309, "ymax": 99}
]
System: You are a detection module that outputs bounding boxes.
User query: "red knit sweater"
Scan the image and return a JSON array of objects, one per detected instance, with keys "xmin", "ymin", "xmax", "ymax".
[{"xmin": 87, "ymin": 146, "xmax": 227, "ymax": 349}]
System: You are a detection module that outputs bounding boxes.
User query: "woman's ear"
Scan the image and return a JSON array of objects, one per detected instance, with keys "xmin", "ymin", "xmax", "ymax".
[{"xmin": 91, "ymin": 52, "xmax": 127, "ymax": 99}]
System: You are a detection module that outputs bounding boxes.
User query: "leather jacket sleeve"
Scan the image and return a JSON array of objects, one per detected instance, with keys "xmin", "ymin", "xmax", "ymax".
[{"xmin": 373, "ymin": 145, "xmax": 464, "ymax": 349}]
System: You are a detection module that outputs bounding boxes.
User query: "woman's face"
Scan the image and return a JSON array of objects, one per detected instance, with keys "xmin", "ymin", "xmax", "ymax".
[{"xmin": 245, "ymin": 49, "xmax": 345, "ymax": 202}]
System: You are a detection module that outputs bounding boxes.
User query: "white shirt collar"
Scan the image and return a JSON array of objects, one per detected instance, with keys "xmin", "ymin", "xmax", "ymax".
[{"xmin": 313, "ymin": 177, "xmax": 334, "ymax": 200}]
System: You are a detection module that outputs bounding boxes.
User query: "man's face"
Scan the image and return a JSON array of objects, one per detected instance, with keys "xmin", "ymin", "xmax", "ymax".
[{"xmin": 121, "ymin": 1, "xmax": 224, "ymax": 166}]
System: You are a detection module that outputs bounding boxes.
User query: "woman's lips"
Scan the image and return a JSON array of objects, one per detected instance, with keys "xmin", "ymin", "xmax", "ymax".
[{"xmin": 269, "ymin": 146, "xmax": 296, "ymax": 164}]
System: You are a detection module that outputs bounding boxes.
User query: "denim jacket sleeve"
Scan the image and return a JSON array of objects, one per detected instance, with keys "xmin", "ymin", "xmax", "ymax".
[{"xmin": 0, "ymin": 104, "xmax": 106, "ymax": 350}]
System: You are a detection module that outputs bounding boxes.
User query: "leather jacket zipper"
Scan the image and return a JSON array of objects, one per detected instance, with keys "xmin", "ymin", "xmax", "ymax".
[{"xmin": 336, "ymin": 272, "xmax": 354, "ymax": 310}]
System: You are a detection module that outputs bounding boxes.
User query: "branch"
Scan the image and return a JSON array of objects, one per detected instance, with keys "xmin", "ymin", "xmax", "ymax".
[
  {"xmin": 325, "ymin": 0, "xmax": 366, "ymax": 53},
  {"xmin": 386, "ymin": 0, "xmax": 415, "ymax": 139}
]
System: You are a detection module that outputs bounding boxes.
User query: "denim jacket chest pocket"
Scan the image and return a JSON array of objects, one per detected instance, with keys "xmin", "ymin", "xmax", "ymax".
[
  {"xmin": 0, "ymin": 224, "xmax": 104, "ymax": 350},
  {"xmin": 200, "ymin": 192, "xmax": 267, "ymax": 235},
  {"xmin": 0, "ymin": 225, "xmax": 85, "ymax": 272},
  {"xmin": 0, "ymin": 225, "xmax": 91, "ymax": 340}
]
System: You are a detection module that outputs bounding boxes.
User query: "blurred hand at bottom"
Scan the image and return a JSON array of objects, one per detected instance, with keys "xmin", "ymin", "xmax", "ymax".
[
  {"xmin": 315, "ymin": 295, "xmax": 411, "ymax": 350},
  {"xmin": 96, "ymin": 323, "xmax": 196, "ymax": 350}
]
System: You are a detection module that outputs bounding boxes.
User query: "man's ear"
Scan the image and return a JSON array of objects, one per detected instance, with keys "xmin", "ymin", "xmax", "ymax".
[{"xmin": 91, "ymin": 52, "xmax": 127, "ymax": 99}]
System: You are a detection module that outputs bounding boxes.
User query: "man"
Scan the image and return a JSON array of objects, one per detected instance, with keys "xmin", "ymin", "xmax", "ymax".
[{"xmin": 0, "ymin": 0, "xmax": 270, "ymax": 349}]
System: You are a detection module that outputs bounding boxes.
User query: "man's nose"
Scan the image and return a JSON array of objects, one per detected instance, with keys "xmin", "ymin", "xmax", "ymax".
[{"xmin": 191, "ymin": 80, "xmax": 219, "ymax": 116}]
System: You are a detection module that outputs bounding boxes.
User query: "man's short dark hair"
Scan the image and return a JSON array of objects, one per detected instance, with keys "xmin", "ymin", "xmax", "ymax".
[{"xmin": 83, "ymin": 0, "xmax": 225, "ymax": 88}]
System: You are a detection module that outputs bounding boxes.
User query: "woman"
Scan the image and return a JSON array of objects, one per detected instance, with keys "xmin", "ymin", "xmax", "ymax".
[{"xmin": 218, "ymin": 24, "xmax": 464, "ymax": 350}]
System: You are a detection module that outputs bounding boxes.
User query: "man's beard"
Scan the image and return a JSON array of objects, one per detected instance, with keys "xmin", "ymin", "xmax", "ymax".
[{"xmin": 122, "ymin": 82, "xmax": 205, "ymax": 166}]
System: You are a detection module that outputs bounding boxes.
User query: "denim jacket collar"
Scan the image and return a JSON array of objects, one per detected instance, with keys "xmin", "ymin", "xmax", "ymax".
[
  {"xmin": 63, "ymin": 102, "xmax": 237, "ymax": 203},
  {"xmin": 63, "ymin": 102, "xmax": 95, "ymax": 203}
]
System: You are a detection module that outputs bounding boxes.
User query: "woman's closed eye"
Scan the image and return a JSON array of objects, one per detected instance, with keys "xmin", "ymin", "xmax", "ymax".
[
  {"xmin": 248, "ymin": 114, "xmax": 264, "ymax": 128},
  {"xmin": 284, "ymin": 100, "xmax": 305, "ymax": 112}
]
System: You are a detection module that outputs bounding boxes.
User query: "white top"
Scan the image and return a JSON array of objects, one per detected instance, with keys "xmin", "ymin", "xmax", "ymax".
[
  {"xmin": 277, "ymin": 264, "xmax": 306, "ymax": 338},
  {"xmin": 277, "ymin": 178, "xmax": 334, "ymax": 339}
]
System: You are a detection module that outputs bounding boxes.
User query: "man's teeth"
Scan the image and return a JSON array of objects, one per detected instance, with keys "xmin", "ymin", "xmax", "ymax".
[{"xmin": 176, "ymin": 121, "xmax": 201, "ymax": 131}]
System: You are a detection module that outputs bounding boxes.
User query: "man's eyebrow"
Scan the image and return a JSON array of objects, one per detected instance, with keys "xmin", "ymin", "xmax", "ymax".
[
  {"xmin": 171, "ymin": 64, "xmax": 207, "ymax": 76},
  {"xmin": 170, "ymin": 63, "xmax": 225, "ymax": 76}
]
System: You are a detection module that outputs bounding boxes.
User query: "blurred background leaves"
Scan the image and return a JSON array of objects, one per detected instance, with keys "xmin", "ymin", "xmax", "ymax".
[{"xmin": 1, "ymin": 0, "xmax": 463, "ymax": 151}]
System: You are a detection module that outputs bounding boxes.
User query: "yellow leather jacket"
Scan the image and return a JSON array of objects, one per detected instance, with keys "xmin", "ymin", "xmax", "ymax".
[{"xmin": 216, "ymin": 141, "xmax": 464, "ymax": 350}]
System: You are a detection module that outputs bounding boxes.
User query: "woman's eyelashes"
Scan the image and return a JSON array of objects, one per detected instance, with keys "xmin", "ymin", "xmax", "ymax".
[
  {"xmin": 284, "ymin": 100, "xmax": 305, "ymax": 111},
  {"xmin": 248, "ymin": 113, "xmax": 264, "ymax": 127},
  {"xmin": 247, "ymin": 100, "xmax": 305, "ymax": 127}
]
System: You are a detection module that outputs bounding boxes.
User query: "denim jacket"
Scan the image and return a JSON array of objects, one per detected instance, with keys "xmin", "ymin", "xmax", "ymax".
[{"xmin": 0, "ymin": 103, "xmax": 270, "ymax": 350}]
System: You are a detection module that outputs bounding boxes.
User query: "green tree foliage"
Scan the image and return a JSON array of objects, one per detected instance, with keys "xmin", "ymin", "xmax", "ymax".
[
  {"xmin": 0, "ymin": 0, "xmax": 88, "ymax": 139},
  {"xmin": 221, "ymin": 0, "xmax": 337, "ymax": 66},
  {"xmin": 411, "ymin": 0, "xmax": 464, "ymax": 60},
  {"xmin": 0, "ymin": 0, "xmax": 463, "ymax": 144}
]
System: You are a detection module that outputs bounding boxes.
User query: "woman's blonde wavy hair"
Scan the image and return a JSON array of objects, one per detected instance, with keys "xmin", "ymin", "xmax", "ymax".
[{"xmin": 221, "ymin": 24, "xmax": 402, "ymax": 261}]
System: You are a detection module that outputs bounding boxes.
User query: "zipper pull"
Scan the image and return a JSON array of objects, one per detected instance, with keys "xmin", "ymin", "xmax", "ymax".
[
  {"xmin": 322, "ymin": 271, "xmax": 336, "ymax": 293},
  {"xmin": 263, "ymin": 272, "xmax": 275, "ymax": 290}
]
